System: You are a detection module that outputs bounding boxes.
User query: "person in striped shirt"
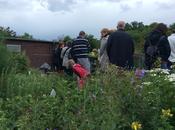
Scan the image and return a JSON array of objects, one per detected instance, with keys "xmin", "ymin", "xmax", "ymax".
[{"xmin": 71, "ymin": 31, "xmax": 91, "ymax": 73}]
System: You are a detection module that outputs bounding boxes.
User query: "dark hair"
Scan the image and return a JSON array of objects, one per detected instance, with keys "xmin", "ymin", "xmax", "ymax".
[
  {"xmin": 155, "ymin": 23, "xmax": 168, "ymax": 34},
  {"xmin": 79, "ymin": 31, "xmax": 85, "ymax": 36}
]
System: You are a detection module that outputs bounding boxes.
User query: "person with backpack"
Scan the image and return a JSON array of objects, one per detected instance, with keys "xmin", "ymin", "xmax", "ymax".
[{"xmin": 144, "ymin": 23, "xmax": 170, "ymax": 70}]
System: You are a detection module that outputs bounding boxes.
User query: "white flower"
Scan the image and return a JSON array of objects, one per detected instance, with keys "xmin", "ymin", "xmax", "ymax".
[
  {"xmin": 28, "ymin": 71, "xmax": 31, "ymax": 75},
  {"xmin": 161, "ymin": 69, "xmax": 170, "ymax": 75},
  {"xmin": 167, "ymin": 74, "xmax": 175, "ymax": 82},
  {"xmin": 150, "ymin": 74, "xmax": 157, "ymax": 77},
  {"xmin": 142, "ymin": 82, "xmax": 151, "ymax": 85}
]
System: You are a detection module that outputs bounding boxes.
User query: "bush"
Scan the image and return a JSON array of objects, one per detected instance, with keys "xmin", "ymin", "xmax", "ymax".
[
  {"xmin": 8, "ymin": 52, "xmax": 29, "ymax": 73},
  {"xmin": 0, "ymin": 66, "xmax": 175, "ymax": 129},
  {"xmin": 0, "ymin": 44, "xmax": 11, "ymax": 73}
]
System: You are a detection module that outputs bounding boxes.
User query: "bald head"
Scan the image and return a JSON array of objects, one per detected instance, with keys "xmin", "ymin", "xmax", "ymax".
[{"xmin": 117, "ymin": 21, "xmax": 125, "ymax": 30}]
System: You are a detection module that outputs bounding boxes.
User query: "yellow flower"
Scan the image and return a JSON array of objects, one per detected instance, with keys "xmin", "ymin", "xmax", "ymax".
[
  {"xmin": 131, "ymin": 121, "xmax": 142, "ymax": 130},
  {"xmin": 162, "ymin": 109, "xmax": 173, "ymax": 118}
]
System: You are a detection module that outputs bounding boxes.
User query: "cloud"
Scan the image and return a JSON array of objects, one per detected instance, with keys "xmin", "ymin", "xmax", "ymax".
[
  {"xmin": 39, "ymin": 0, "xmax": 126, "ymax": 12},
  {"xmin": 156, "ymin": 1, "xmax": 175, "ymax": 10},
  {"xmin": 120, "ymin": 4, "xmax": 131, "ymax": 12},
  {"xmin": 40, "ymin": 0, "xmax": 76, "ymax": 12}
]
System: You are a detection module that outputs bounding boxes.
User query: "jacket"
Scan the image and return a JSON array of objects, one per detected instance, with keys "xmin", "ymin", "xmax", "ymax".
[{"xmin": 107, "ymin": 29, "xmax": 134, "ymax": 68}]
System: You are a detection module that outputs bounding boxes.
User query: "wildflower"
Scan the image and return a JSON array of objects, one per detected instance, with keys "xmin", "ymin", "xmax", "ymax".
[
  {"xmin": 131, "ymin": 121, "xmax": 142, "ymax": 130},
  {"xmin": 135, "ymin": 69, "xmax": 145, "ymax": 79},
  {"xmin": 161, "ymin": 109, "xmax": 173, "ymax": 118},
  {"xmin": 167, "ymin": 74, "xmax": 175, "ymax": 82},
  {"xmin": 28, "ymin": 71, "xmax": 31, "ymax": 75},
  {"xmin": 142, "ymin": 82, "xmax": 151, "ymax": 85}
]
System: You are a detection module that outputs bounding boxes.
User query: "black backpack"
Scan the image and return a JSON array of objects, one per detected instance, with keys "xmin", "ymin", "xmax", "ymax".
[
  {"xmin": 145, "ymin": 39, "xmax": 158, "ymax": 57},
  {"xmin": 145, "ymin": 35, "xmax": 164, "ymax": 58}
]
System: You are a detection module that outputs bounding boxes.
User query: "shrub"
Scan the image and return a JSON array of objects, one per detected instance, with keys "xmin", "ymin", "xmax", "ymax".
[{"xmin": 0, "ymin": 44, "xmax": 11, "ymax": 73}]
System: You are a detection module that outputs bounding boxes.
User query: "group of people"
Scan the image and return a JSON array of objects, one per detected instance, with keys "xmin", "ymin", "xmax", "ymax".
[
  {"xmin": 53, "ymin": 20, "xmax": 175, "ymax": 87},
  {"xmin": 53, "ymin": 31, "xmax": 91, "ymax": 88},
  {"xmin": 99, "ymin": 21, "xmax": 175, "ymax": 71}
]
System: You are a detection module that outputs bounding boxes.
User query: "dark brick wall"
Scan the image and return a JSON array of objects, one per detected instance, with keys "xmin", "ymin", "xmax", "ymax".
[{"xmin": 5, "ymin": 39, "xmax": 56, "ymax": 68}]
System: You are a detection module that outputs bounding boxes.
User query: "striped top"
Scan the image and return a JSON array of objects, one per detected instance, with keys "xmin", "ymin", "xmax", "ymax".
[{"xmin": 71, "ymin": 37, "xmax": 90, "ymax": 59}]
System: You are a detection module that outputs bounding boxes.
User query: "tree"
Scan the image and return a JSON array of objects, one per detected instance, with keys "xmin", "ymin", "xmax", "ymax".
[
  {"xmin": 170, "ymin": 23, "xmax": 175, "ymax": 30},
  {"xmin": 63, "ymin": 35, "xmax": 72, "ymax": 43},
  {"xmin": 19, "ymin": 33, "xmax": 33, "ymax": 40},
  {"xmin": 0, "ymin": 26, "xmax": 16, "ymax": 41},
  {"xmin": 86, "ymin": 34, "xmax": 100, "ymax": 50}
]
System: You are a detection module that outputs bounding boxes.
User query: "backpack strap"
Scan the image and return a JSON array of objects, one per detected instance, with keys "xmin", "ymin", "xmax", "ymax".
[{"xmin": 63, "ymin": 47, "xmax": 70, "ymax": 58}]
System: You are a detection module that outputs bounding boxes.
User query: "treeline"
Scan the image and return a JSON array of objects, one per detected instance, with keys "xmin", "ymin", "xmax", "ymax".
[
  {"xmin": 125, "ymin": 21, "xmax": 175, "ymax": 53},
  {"xmin": 1, "ymin": 21, "xmax": 175, "ymax": 53},
  {"xmin": 0, "ymin": 26, "xmax": 33, "ymax": 41}
]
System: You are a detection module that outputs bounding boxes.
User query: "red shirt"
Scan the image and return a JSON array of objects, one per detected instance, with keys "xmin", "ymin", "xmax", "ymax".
[{"xmin": 72, "ymin": 64, "xmax": 89, "ymax": 78}]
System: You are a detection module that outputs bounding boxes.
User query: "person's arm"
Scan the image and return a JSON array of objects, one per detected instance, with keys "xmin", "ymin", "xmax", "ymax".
[
  {"xmin": 100, "ymin": 38, "xmax": 107, "ymax": 56},
  {"xmin": 158, "ymin": 37, "xmax": 170, "ymax": 61},
  {"xmin": 106, "ymin": 35, "xmax": 112, "ymax": 58}
]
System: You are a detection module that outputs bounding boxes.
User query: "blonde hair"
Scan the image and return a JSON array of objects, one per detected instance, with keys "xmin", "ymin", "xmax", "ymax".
[
  {"xmin": 101, "ymin": 28, "xmax": 109, "ymax": 34},
  {"xmin": 68, "ymin": 59, "xmax": 75, "ymax": 68}
]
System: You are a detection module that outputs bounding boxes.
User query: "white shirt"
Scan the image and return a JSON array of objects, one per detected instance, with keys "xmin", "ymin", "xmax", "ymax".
[{"xmin": 168, "ymin": 33, "xmax": 175, "ymax": 62}]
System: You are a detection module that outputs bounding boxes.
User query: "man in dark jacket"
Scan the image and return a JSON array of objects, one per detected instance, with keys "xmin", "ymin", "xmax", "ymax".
[{"xmin": 107, "ymin": 21, "xmax": 134, "ymax": 69}]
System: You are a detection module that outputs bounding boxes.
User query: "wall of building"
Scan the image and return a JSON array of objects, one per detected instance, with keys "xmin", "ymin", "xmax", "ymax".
[{"xmin": 5, "ymin": 39, "xmax": 56, "ymax": 68}]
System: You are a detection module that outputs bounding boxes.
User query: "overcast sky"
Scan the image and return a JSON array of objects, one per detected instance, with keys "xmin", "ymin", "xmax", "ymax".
[{"xmin": 0, "ymin": 0, "xmax": 175, "ymax": 40}]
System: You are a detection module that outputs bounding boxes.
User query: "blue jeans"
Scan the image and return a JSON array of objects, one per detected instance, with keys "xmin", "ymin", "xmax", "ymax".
[{"xmin": 161, "ymin": 62, "xmax": 169, "ymax": 69}]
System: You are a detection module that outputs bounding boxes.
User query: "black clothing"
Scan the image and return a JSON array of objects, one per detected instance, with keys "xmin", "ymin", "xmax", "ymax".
[
  {"xmin": 158, "ymin": 36, "xmax": 171, "ymax": 62},
  {"xmin": 53, "ymin": 47, "xmax": 63, "ymax": 71},
  {"xmin": 107, "ymin": 29, "xmax": 134, "ymax": 69},
  {"xmin": 144, "ymin": 30, "xmax": 170, "ymax": 69}
]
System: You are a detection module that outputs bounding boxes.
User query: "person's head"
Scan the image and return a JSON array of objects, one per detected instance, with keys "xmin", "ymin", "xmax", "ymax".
[
  {"xmin": 79, "ymin": 31, "xmax": 86, "ymax": 38},
  {"xmin": 58, "ymin": 41, "xmax": 64, "ymax": 48},
  {"xmin": 68, "ymin": 59, "xmax": 75, "ymax": 68},
  {"xmin": 155, "ymin": 23, "xmax": 168, "ymax": 34},
  {"xmin": 117, "ymin": 21, "xmax": 125, "ymax": 30},
  {"xmin": 100, "ymin": 28, "xmax": 109, "ymax": 38}
]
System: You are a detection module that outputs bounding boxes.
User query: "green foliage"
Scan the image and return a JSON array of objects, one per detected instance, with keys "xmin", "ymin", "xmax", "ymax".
[
  {"xmin": 0, "ymin": 27, "xmax": 16, "ymax": 42},
  {"xmin": 86, "ymin": 34, "xmax": 100, "ymax": 49},
  {"xmin": 8, "ymin": 52, "xmax": 29, "ymax": 73},
  {"xmin": 0, "ymin": 44, "xmax": 11, "ymax": 73},
  {"xmin": 63, "ymin": 35, "xmax": 73, "ymax": 43},
  {"xmin": 0, "ymin": 66, "xmax": 175, "ymax": 129},
  {"xmin": 19, "ymin": 32, "xmax": 33, "ymax": 40}
]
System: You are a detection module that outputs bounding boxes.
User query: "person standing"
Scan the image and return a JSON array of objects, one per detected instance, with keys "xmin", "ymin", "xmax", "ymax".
[
  {"xmin": 107, "ymin": 21, "xmax": 134, "ymax": 69},
  {"xmin": 167, "ymin": 29, "xmax": 175, "ymax": 68},
  {"xmin": 53, "ymin": 42, "xmax": 64, "ymax": 72},
  {"xmin": 99, "ymin": 28, "xmax": 110, "ymax": 71},
  {"xmin": 157, "ymin": 24, "xmax": 170, "ymax": 69},
  {"xmin": 144, "ymin": 23, "xmax": 170, "ymax": 69},
  {"xmin": 71, "ymin": 31, "xmax": 91, "ymax": 73}
]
